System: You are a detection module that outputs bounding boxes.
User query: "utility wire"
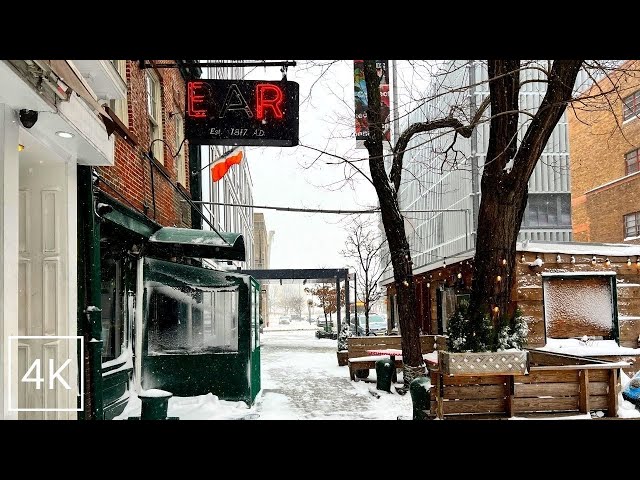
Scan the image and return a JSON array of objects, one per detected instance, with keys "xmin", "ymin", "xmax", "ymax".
[{"xmin": 189, "ymin": 200, "xmax": 469, "ymax": 215}]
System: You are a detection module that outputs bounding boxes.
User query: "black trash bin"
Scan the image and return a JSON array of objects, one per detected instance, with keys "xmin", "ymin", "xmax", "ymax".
[
  {"xmin": 375, "ymin": 358, "xmax": 393, "ymax": 392},
  {"xmin": 409, "ymin": 376, "xmax": 431, "ymax": 420}
]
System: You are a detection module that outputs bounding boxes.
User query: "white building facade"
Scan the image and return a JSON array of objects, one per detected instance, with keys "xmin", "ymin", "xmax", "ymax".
[
  {"xmin": 0, "ymin": 60, "xmax": 119, "ymax": 419},
  {"xmin": 199, "ymin": 62, "xmax": 255, "ymax": 270}
]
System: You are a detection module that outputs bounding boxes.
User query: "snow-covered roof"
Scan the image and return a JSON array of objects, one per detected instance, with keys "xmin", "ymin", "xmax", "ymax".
[
  {"xmin": 538, "ymin": 338, "xmax": 640, "ymax": 356},
  {"xmin": 517, "ymin": 240, "xmax": 640, "ymax": 257},
  {"xmin": 541, "ymin": 271, "xmax": 617, "ymax": 277}
]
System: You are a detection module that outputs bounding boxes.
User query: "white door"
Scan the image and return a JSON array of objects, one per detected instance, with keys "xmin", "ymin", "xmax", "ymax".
[{"xmin": 18, "ymin": 162, "xmax": 75, "ymax": 419}]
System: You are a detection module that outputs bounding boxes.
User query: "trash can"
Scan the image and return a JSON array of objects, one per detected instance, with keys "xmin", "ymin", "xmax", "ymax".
[
  {"xmin": 375, "ymin": 358, "xmax": 393, "ymax": 392},
  {"xmin": 139, "ymin": 389, "xmax": 173, "ymax": 420},
  {"xmin": 409, "ymin": 376, "xmax": 431, "ymax": 420}
]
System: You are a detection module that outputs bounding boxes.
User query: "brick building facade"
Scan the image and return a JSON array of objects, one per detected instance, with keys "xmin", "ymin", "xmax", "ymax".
[
  {"xmin": 568, "ymin": 60, "xmax": 640, "ymax": 244},
  {"xmin": 97, "ymin": 60, "xmax": 193, "ymax": 228}
]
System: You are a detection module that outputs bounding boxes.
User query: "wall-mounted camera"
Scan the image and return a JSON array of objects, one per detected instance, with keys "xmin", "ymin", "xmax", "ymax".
[{"xmin": 19, "ymin": 109, "xmax": 38, "ymax": 129}]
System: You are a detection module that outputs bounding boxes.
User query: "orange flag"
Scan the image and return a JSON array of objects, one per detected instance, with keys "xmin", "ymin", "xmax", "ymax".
[{"xmin": 211, "ymin": 149, "xmax": 244, "ymax": 182}]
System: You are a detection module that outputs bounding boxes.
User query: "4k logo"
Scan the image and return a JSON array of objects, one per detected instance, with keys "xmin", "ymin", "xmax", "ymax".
[
  {"xmin": 8, "ymin": 336, "xmax": 84, "ymax": 412},
  {"xmin": 22, "ymin": 358, "xmax": 73, "ymax": 390}
]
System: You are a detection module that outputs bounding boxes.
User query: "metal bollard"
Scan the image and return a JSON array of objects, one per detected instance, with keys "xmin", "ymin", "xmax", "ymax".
[
  {"xmin": 139, "ymin": 390, "xmax": 173, "ymax": 420},
  {"xmin": 375, "ymin": 358, "xmax": 393, "ymax": 392},
  {"xmin": 409, "ymin": 376, "xmax": 432, "ymax": 420}
]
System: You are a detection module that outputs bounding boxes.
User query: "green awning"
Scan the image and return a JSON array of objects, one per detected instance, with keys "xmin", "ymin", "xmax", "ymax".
[
  {"xmin": 97, "ymin": 192, "xmax": 161, "ymax": 239},
  {"xmin": 144, "ymin": 257, "xmax": 245, "ymax": 288},
  {"xmin": 148, "ymin": 227, "xmax": 246, "ymax": 261}
]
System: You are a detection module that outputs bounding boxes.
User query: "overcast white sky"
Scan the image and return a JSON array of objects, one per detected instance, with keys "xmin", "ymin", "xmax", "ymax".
[
  {"xmin": 245, "ymin": 61, "xmax": 372, "ymax": 270},
  {"xmin": 244, "ymin": 60, "xmax": 427, "ymax": 270}
]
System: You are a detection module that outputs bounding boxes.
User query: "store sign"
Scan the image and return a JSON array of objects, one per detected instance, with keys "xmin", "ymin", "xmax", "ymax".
[{"xmin": 185, "ymin": 79, "xmax": 299, "ymax": 147}]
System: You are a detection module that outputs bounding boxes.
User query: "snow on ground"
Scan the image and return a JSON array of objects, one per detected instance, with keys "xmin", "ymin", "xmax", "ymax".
[
  {"xmin": 115, "ymin": 329, "xmax": 411, "ymax": 420},
  {"xmin": 115, "ymin": 329, "xmax": 640, "ymax": 420}
]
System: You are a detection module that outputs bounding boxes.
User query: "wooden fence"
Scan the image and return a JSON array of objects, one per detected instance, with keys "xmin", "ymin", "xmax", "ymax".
[{"xmin": 430, "ymin": 350, "xmax": 628, "ymax": 419}]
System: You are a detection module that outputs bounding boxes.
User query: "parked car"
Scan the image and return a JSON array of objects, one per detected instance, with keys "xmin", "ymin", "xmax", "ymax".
[
  {"xmin": 290, "ymin": 314, "xmax": 303, "ymax": 322},
  {"xmin": 350, "ymin": 314, "xmax": 387, "ymax": 336},
  {"xmin": 316, "ymin": 316, "xmax": 334, "ymax": 328},
  {"xmin": 279, "ymin": 315, "xmax": 291, "ymax": 325}
]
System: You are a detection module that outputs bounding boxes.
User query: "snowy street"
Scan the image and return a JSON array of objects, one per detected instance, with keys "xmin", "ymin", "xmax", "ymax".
[{"xmin": 117, "ymin": 328, "xmax": 413, "ymax": 420}]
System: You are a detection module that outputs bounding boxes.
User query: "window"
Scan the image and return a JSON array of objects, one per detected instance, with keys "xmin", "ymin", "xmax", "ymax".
[
  {"xmin": 146, "ymin": 71, "xmax": 163, "ymax": 163},
  {"xmin": 521, "ymin": 193, "xmax": 571, "ymax": 228},
  {"xmin": 543, "ymin": 276, "xmax": 615, "ymax": 340},
  {"xmin": 624, "ymin": 211, "xmax": 640, "ymax": 239},
  {"xmin": 101, "ymin": 258, "xmax": 133, "ymax": 363},
  {"xmin": 175, "ymin": 114, "xmax": 186, "ymax": 185},
  {"xmin": 626, "ymin": 149, "xmax": 640, "ymax": 175},
  {"xmin": 623, "ymin": 90, "xmax": 640, "ymax": 122},
  {"xmin": 109, "ymin": 60, "xmax": 128, "ymax": 127},
  {"xmin": 147, "ymin": 285, "xmax": 239, "ymax": 354}
]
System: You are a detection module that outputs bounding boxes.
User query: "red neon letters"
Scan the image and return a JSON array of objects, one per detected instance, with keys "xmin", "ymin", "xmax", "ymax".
[
  {"xmin": 188, "ymin": 81, "xmax": 206, "ymax": 118},
  {"xmin": 188, "ymin": 81, "xmax": 285, "ymax": 120},
  {"xmin": 255, "ymin": 83, "xmax": 284, "ymax": 120}
]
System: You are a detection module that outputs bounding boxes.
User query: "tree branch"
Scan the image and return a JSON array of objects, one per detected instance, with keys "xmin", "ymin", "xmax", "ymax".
[{"xmin": 389, "ymin": 94, "xmax": 491, "ymax": 194}]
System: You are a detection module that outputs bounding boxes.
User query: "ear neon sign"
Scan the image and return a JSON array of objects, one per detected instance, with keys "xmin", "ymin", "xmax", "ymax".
[{"xmin": 185, "ymin": 79, "xmax": 298, "ymax": 146}]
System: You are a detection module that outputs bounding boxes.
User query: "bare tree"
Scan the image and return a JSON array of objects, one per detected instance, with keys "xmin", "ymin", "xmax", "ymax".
[
  {"xmin": 297, "ymin": 59, "xmax": 638, "ymax": 387},
  {"xmin": 361, "ymin": 59, "xmax": 588, "ymax": 385},
  {"xmin": 341, "ymin": 217, "xmax": 390, "ymax": 334}
]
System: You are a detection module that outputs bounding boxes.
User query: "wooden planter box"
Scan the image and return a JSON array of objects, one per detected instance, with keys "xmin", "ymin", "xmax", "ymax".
[
  {"xmin": 439, "ymin": 350, "xmax": 528, "ymax": 376},
  {"xmin": 337, "ymin": 350, "xmax": 349, "ymax": 366}
]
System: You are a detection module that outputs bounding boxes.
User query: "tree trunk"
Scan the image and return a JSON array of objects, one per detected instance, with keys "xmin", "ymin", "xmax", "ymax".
[
  {"xmin": 469, "ymin": 60, "xmax": 583, "ymax": 343},
  {"xmin": 470, "ymin": 188, "xmax": 527, "ymax": 332},
  {"xmin": 363, "ymin": 60, "xmax": 424, "ymax": 385}
]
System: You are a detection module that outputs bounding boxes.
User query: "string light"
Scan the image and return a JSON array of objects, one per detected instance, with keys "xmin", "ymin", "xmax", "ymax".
[
  {"xmin": 426, "ymin": 282, "xmax": 430, "ymax": 288},
  {"xmin": 570, "ymin": 256, "xmax": 576, "ymax": 264},
  {"xmin": 521, "ymin": 254, "xmax": 525, "ymax": 263},
  {"xmin": 502, "ymin": 258, "xmax": 507, "ymax": 266},
  {"xmin": 605, "ymin": 258, "xmax": 611, "ymax": 267},
  {"xmin": 496, "ymin": 275, "xmax": 502, "ymax": 282},
  {"xmin": 556, "ymin": 254, "xmax": 561, "ymax": 263},
  {"xmin": 591, "ymin": 256, "xmax": 597, "ymax": 265},
  {"xmin": 637, "ymin": 257, "xmax": 640, "ymax": 268},
  {"xmin": 492, "ymin": 306, "xmax": 500, "ymax": 314},
  {"xmin": 628, "ymin": 257, "xmax": 632, "ymax": 267},
  {"xmin": 457, "ymin": 272, "xmax": 462, "ymax": 279}
]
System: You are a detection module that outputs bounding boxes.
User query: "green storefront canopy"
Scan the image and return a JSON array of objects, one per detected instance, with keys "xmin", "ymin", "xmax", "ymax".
[
  {"xmin": 148, "ymin": 227, "xmax": 246, "ymax": 261},
  {"xmin": 97, "ymin": 192, "xmax": 245, "ymax": 261}
]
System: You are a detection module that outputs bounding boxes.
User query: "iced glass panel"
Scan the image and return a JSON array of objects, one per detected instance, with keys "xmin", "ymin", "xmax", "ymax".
[
  {"xmin": 543, "ymin": 277, "xmax": 614, "ymax": 339},
  {"xmin": 147, "ymin": 282, "xmax": 239, "ymax": 354}
]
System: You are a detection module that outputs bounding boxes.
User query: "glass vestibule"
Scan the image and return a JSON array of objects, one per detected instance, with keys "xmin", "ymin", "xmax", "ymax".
[{"xmin": 141, "ymin": 257, "xmax": 261, "ymax": 404}]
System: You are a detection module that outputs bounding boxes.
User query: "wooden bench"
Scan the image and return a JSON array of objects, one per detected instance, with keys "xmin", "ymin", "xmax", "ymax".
[{"xmin": 347, "ymin": 335, "xmax": 447, "ymax": 381}]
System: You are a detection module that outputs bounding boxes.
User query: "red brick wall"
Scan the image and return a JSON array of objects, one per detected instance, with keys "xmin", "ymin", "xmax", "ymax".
[
  {"xmin": 568, "ymin": 60, "xmax": 640, "ymax": 243},
  {"xmin": 97, "ymin": 60, "xmax": 191, "ymax": 228}
]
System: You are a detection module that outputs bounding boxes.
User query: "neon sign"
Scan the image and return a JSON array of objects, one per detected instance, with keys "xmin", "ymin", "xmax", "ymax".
[{"xmin": 185, "ymin": 79, "xmax": 299, "ymax": 147}]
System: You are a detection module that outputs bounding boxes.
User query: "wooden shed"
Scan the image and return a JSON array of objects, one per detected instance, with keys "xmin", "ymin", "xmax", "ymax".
[{"xmin": 387, "ymin": 241, "xmax": 640, "ymax": 375}]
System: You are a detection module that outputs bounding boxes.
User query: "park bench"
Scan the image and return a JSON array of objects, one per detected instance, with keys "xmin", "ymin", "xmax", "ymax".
[{"xmin": 347, "ymin": 334, "xmax": 447, "ymax": 381}]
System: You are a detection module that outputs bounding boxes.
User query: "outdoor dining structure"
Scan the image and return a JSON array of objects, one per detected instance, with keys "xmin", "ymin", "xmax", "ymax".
[{"xmin": 370, "ymin": 240, "xmax": 640, "ymax": 418}]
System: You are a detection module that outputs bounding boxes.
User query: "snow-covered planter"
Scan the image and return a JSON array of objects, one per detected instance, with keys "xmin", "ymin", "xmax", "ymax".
[
  {"xmin": 442, "ymin": 299, "xmax": 529, "ymax": 375},
  {"xmin": 337, "ymin": 350, "xmax": 349, "ymax": 366}
]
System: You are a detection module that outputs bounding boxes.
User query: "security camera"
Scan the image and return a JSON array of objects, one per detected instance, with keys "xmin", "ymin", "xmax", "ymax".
[{"xmin": 19, "ymin": 109, "xmax": 38, "ymax": 129}]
